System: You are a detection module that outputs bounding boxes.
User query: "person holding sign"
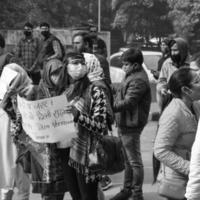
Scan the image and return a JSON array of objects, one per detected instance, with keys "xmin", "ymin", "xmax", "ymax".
[
  {"xmin": 21, "ymin": 58, "xmax": 71, "ymax": 200},
  {"xmin": 63, "ymin": 52, "xmax": 108, "ymax": 200},
  {"xmin": 1, "ymin": 61, "xmax": 71, "ymax": 200}
]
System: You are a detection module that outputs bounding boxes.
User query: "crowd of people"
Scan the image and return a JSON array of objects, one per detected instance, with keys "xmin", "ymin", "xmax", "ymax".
[{"xmin": 1, "ymin": 21, "xmax": 200, "ymax": 200}]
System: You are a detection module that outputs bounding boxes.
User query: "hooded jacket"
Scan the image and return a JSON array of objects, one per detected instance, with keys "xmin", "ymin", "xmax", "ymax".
[{"xmin": 156, "ymin": 37, "xmax": 190, "ymax": 109}]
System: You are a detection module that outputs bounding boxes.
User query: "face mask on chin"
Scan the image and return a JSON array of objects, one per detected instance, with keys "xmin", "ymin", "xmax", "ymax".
[{"xmin": 171, "ymin": 54, "xmax": 181, "ymax": 65}]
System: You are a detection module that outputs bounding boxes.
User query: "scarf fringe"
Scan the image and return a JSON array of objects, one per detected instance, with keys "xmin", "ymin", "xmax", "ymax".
[
  {"xmin": 69, "ymin": 158, "xmax": 87, "ymax": 175},
  {"xmin": 68, "ymin": 158, "xmax": 101, "ymax": 183}
]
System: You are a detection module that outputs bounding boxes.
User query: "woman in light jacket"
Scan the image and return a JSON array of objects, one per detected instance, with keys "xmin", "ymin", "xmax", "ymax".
[{"xmin": 154, "ymin": 68, "xmax": 200, "ymax": 200}]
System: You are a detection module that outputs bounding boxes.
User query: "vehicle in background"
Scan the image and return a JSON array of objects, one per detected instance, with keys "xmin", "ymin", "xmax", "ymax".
[{"xmin": 110, "ymin": 48, "xmax": 162, "ymax": 102}]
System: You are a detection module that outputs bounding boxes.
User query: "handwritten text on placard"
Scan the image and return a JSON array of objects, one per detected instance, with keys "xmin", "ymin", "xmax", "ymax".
[{"xmin": 17, "ymin": 95, "xmax": 77, "ymax": 143}]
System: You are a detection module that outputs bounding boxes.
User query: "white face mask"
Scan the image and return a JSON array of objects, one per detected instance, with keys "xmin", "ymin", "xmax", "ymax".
[{"xmin": 67, "ymin": 63, "xmax": 87, "ymax": 80}]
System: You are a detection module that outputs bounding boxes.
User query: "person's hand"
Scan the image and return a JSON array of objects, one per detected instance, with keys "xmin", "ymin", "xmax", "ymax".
[
  {"xmin": 28, "ymin": 64, "xmax": 36, "ymax": 73},
  {"xmin": 73, "ymin": 97, "xmax": 86, "ymax": 113},
  {"xmin": 65, "ymin": 105, "xmax": 73, "ymax": 113},
  {"xmin": 160, "ymin": 88, "xmax": 168, "ymax": 96},
  {"xmin": 65, "ymin": 104, "xmax": 80, "ymax": 122}
]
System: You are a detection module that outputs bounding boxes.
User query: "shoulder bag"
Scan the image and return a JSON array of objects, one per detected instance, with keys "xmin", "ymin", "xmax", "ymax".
[{"xmin": 158, "ymin": 165, "xmax": 187, "ymax": 199}]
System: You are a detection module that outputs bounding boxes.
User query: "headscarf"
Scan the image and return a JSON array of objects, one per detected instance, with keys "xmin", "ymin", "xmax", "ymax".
[
  {"xmin": 42, "ymin": 58, "xmax": 68, "ymax": 96},
  {"xmin": 83, "ymin": 53, "xmax": 104, "ymax": 82},
  {"xmin": 170, "ymin": 37, "xmax": 189, "ymax": 67},
  {"xmin": 4, "ymin": 63, "xmax": 33, "ymax": 97}
]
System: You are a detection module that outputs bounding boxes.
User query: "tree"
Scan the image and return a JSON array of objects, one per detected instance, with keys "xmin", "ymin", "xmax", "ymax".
[
  {"xmin": 167, "ymin": 0, "xmax": 200, "ymax": 38},
  {"xmin": 0, "ymin": 0, "xmax": 113, "ymax": 30},
  {"xmin": 112, "ymin": 0, "xmax": 173, "ymax": 43}
]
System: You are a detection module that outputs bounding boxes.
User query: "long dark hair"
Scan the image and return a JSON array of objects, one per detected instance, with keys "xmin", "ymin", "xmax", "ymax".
[{"xmin": 168, "ymin": 68, "xmax": 195, "ymax": 98}]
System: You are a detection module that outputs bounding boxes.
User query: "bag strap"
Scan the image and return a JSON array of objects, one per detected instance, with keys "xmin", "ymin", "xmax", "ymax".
[{"xmin": 162, "ymin": 164, "xmax": 166, "ymax": 177}]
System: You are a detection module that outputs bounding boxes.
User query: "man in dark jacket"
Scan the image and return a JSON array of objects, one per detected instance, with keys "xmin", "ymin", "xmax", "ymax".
[
  {"xmin": 34, "ymin": 22, "xmax": 65, "ymax": 73},
  {"xmin": 111, "ymin": 48, "xmax": 151, "ymax": 200}
]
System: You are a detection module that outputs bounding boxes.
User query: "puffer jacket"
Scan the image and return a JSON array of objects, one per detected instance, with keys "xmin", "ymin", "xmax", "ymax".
[
  {"xmin": 185, "ymin": 101, "xmax": 200, "ymax": 200},
  {"xmin": 154, "ymin": 98, "xmax": 198, "ymax": 181},
  {"xmin": 114, "ymin": 68, "xmax": 151, "ymax": 132}
]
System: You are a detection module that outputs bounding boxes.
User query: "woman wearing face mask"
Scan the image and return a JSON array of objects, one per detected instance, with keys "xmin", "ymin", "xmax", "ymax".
[
  {"xmin": 64, "ymin": 52, "xmax": 108, "ymax": 200},
  {"xmin": 21, "ymin": 58, "xmax": 71, "ymax": 200},
  {"xmin": 154, "ymin": 68, "xmax": 200, "ymax": 200}
]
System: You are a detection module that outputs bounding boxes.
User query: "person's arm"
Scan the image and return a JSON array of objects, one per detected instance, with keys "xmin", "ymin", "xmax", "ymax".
[
  {"xmin": 111, "ymin": 82, "xmax": 121, "ymax": 96},
  {"xmin": 142, "ymin": 63, "xmax": 157, "ymax": 84},
  {"xmin": 74, "ymin": 86, "xmax": 107, "ymax": 134},
  {"xmin": 156, "ymin": 61, "xmax": 169, "ymax": 95},
  {"xmin": 154, "ymin": 112, "xmax": 190, "ymax": 175},
  {"xmin": 113, "ymin": 79, "xmax": 148, "ymax": 112},
  {"xmin": 46, "ymin": 40, "xmax": 62, "ymax": 60},
  {"xmin": 29, "ymin": 38, "xmax": 41, "ymax": 72},
  {"xmin": 185, "ymin": 124, "xmax": 200, "ymax": 200},
  {"xmin": 156, "ymin": 61, "xmax": 170, "ymax": 110},
  {"xmin": 15, "ymin": 40, "xmax": 22, "ymax": 58}
]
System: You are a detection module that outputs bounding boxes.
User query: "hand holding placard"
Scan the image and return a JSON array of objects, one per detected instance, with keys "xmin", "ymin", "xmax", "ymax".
[{"xmin": 17, "ymin": 95, "xmax": 77, "ymax": 144}]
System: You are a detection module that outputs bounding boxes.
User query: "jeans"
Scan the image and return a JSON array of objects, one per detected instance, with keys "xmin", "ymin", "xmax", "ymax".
[{"xmin": 118, "ymin": 128, "xmax": 144, "ymax": 199}]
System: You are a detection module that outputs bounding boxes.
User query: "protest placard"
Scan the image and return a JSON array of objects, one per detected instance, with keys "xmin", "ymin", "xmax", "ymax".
[{"xmin": 17, "ymin": 95, "xmax": 77, "ymax": 144}]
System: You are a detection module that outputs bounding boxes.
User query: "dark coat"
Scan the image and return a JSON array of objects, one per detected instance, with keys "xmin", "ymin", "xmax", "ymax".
[{"xmin": 113, "ymin": 68, "xmax": 151, "ymax": 132}]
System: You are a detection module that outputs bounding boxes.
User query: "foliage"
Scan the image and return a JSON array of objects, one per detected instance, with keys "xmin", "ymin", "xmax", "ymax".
[
  {"xmin": 167, "ymin": 0, "xmax": 200, "ymax": 39},
  {"xmin": 0, "ymin": 0, "xmax": 112, "ymax": 29},
  {"xmin": 112, "ymin": 0, "xmax": 173, "ymax": 42},
  {"xmin": 1, "ymin": 0, "xmax": 200, "ymax": 52}
]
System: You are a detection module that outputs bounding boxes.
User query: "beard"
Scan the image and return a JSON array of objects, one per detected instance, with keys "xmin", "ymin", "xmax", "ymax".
[{"xmin": 171, "ymin": 54, "xmax": 181, "ymax": 66}]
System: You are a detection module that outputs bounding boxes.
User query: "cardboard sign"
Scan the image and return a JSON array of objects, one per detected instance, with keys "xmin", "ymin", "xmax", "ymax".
[
  {"xmin": 17, "ymin": 95, "xmax": 77, "ymax": 143},
  {"xmin": 0, "ymin": 67, "xmax": 18, "ymax": 100}
]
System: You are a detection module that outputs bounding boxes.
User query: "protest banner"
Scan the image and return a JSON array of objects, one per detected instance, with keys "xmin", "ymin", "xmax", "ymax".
[{"xmin": 17, "ymin": 95, "xmax": 77, "ymax": 144}]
